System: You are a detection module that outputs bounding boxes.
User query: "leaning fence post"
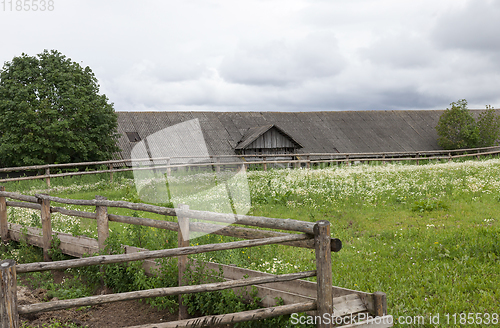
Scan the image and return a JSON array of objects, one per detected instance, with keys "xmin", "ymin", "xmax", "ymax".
[
  {"xmin": 39, "ymin": 195, "xmax": 52, "ymax": 262},
  {"xmin": 314, "ymin": 220, "xmax": 333, "ymax": 327},
  {"xmin": 96, "ymin": 196, "xmax": 109, "ymax": 252},
  {"xmin": 0, "ymin": 259, "xmax": 19, "ymax": 328},
  {"xmin": 45, "ymin": 167, "xmax": 51, "ymax": 189},
  {"xmin": 0, "ymin": 186, "xmax": 9, "ymax": 243},
  {"xmin": 177, "ymin": 204, "xmax": 190, "ymax": 320}
]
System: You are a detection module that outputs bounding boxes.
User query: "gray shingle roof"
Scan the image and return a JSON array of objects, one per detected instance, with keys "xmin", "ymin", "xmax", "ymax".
[{"xmin": 115, "ymin": 110, "xmax": 485, "ymax": 160}]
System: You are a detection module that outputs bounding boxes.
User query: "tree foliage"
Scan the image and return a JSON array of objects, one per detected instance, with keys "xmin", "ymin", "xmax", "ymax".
[
  {"xmin": 476, "ymin": 105, "xmax": 500, "ymax": 148},
  {"xmin": 0, "ymin": 50, "xmax": 120, "ymax": 167},
  {"xmin": 436, "ymin": 99, "xmax": 500, "ymax": 150}
]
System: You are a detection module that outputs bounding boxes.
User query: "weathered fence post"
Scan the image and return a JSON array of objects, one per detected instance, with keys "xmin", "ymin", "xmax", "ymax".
[
  {"xmin": 177, "ymin": 204, "xmax": 190, "ymax": 320},
  {"xmin": 45, "ymin": 167, "xmax": 51, "ymax": 189},
  {"xmin": 263, "ymin": 156, "xmax": 267, "ymax": 171},
  {"xmin": 0, "ymin": 259, "xmax": 19, "ymax": 328},
  {"xmin": 306, "ymin": 155, "xmax": 310, "ymax": 169},
  {"xmin": 448, "ymin": 152, "xmax": 452, "ymax": 162},
  {"xmin": 416, "ymin": 153, "xmax": 420, "ymax": 165},
  {"xmin": 166, "ymin": 158, "xmax": 171, "ymax": 177},
  {"xmin": 314, "ymin": 220, "xmax": 333, "ymax": 327},
  {"xmin": 0, "ymin": 186, "xmax": 9, "ymax": 243},
  {"xmin": 373, "ymin": 291, "xmax": 387, "ymax": 317},
  {"xmin": 215, "ymin": 156, "xmax": 221, "ymax": 173},
  {"xmin": 345, "ymin": 154, "xmax": 350, "ymax": 166},
  {"xmin": 108, "ymin": 164, "xmax": 114, "ymax": 183},
  {"xmin": 96, "ymin": 196, "xmax": 109, "ymax": 252},
  {"xmin": 39, "ymin": 195, "xmax": 52, "ymax": 262}
]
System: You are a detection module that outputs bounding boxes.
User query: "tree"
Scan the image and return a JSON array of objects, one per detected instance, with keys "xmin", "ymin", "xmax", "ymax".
[
  {"xmin": 476, "ymin": 105, "xmax": 500, "ymax": 148},
  {"xmin": 436, "ymin": 99, "xmax": 479, "ymax": 150},
  {"xmin": 0, "ymin": 50, "xmax": 120, "ymax": 167}
]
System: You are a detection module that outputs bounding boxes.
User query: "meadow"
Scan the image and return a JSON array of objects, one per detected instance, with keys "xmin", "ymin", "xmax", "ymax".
[{"xmin": 2, "ymin": 158, "xmax": 500, "ymax": 327}]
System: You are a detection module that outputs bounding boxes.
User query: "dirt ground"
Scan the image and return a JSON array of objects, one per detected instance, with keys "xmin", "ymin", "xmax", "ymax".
[
  {"xmin": 17, "ymin": 271, "xmax": 232, "ymax": 328},
  {"xmin": 18, "ymin": 284, "xmax": 179, "ymax": 327}
]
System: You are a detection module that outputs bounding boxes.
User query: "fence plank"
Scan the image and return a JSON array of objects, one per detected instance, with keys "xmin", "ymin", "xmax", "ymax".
[
  {"xmin": 16, "ymin": 233, "xmax": 310, "ymax": 273},
  {"xmin": 0, "ymin": 259, "xmax": 19, "ymax": 328},
  {"xmin": 126, "ymin": 301, "xmax": 317, "ymax": 328},
  {"xmin": 8, "ymin": 223, "xmax": 98, "ymax": 259},
  {"xmin": 18, "ymin": 271, "xmax": 316, "ymax": 314},
  {"xmin": 0, "ymin": 191, "xmax": 38, "ymax": 203}
]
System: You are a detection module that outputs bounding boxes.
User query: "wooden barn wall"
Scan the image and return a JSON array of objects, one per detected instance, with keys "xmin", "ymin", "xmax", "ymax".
[{"xmin": 246, "ymin": 128, "xmax": 296, "ymax": 149}]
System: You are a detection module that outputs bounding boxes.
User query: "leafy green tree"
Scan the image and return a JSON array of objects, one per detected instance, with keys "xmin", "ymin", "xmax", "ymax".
[
  {"xmin": 436, "ymin": 99, "xmax": 480, "ymax": 149},
  {"xmin": 476, "ymin": 105, "xmax": 500, "ymax": 148},
  {"xmin": 0, "ymin": 50, "xmax": 120, "ymax": 167}
]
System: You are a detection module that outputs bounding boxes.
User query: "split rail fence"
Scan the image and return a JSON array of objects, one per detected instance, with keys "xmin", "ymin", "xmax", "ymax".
[
  {"xmin": 1, "ymin": 146, "xmax": 499, "ymax": 188},
  {"xmin": 0, "ymin": 187, "xmax": 392, "ymax": 328}
]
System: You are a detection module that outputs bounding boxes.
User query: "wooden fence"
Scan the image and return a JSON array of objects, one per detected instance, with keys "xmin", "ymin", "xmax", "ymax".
[
  {"xmin": 0, "ymin": 187, "xmax": 392, "ymax": 328},
  {"xmin": 1, "ymin": 146, "xmax": 499, "ymax": 188}
]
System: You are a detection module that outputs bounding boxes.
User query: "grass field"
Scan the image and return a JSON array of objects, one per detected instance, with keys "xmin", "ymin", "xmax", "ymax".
[{"xmin": 2, "ymin": 158, "xmax": 500, "ymax": 327}]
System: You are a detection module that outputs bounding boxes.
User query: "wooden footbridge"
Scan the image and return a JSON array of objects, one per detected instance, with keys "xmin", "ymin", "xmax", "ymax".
[{"xmin": 0, "ymin": 187, "xmax": 393, "ymax": 327}]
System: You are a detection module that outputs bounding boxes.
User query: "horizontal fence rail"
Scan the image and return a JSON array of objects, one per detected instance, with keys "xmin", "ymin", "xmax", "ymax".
[
  {"xmin": 0, "ymin": 187, "xmax": 391, "ymax": 328},
  {"xmin": 16, "ymin": 234, "xmax": 311, "ymax": 273},
  {"xmin": 18, "ymin": 271, "xmax": 317, "ymax": 315},
  {"xmin": 0, "ymin": 146, "xmax": 499, "ymax": 188}
]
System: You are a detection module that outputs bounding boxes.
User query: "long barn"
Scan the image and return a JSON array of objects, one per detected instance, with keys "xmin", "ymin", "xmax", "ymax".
[{"xmin": 116, "ymin": 110, "xmax": 453, "ymax": 161}]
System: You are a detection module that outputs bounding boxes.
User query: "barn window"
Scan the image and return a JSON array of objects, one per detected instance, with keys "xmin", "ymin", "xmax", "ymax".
[{"xmin": 126, "ymin": 132, "xmax": 141, "ymax": 142}]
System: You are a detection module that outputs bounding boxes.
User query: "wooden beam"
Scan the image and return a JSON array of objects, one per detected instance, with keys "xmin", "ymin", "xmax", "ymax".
[
  {"xmin": 40, "ymin": 197, "xmax": 52, "ymax": 262},
  {"xmin": 96, "ymin": 196, "xmax": 109, "ymax": 252},
  {"xmin": 0, "ymin": 186, "xmax": 9, "ymax": 242},
  {"xmin": 5, "ymin": 201, "xmax": 41, "ymax": 211},
  {"xmin": 126, "ymin": 301, "xmax": 317, "ymax": 328},
  {"xmin": 176, "ymin": 208, "xmax": 316, "ymax": 234},
  {"xmin": 177, "ymin": 205, "xmax": 190, "ymax": 320},
  {"xmin": 0, "ymin": 259, "xmax": 19, "ymax": 328},
  {"xmin": 16, "ymin": 233, "xmax": 310, "ymax": 273},
  {"xmin": 45, "ymin": 168, "xmax": 50, "ymax": 189},
  {"xmin": 373, "ymin": 291, "xmax": 387, "ymax": 317},
  {"xmin": 108, "ymin": 213, "xmax": 178, "ymax": 231},
  {"xmin": 0, "ymin": 192, "xmax": 38, "ymax": 203},
  {"xmin": 34, "ymin": 194, "xmax": 176, "ymax": 216},
  {"xmin": 18, "ymin": 271, "xmax": 316, "ymax": 314},
  {"xmin": 314, "ymin": 220, "xmax": 333, "ymax": 327}
]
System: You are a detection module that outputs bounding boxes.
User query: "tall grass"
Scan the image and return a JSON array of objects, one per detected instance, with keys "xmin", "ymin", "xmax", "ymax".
[{"xmin": 4, "ymin": 159, "xmax": 500, "ymax": 327}]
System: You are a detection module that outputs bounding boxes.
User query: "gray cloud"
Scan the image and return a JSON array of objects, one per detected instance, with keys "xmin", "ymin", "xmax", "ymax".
[
  {"xmin": 432, "ymin": 0, "xmax": 500, "ymax": 52},
  {"xmin": 219, "ymin": 33, "xmax": 345, "ymax": 86},
  {"xmin": 1, "ymin": 0, "xmax": 499, "ymax": 112},
  {"xmin": 360, "ymin": 34, "xmax": 438, "ymax": 69}
]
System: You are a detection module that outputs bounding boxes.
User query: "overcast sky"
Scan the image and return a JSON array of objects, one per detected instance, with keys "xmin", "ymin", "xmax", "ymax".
[{"xmin": 1, "ymin": 0, "xmax": 500, "ymax": 112}]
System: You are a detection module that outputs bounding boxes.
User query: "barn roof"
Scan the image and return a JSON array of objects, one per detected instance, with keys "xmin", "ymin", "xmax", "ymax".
[
  {"xmin": 115, "ymin": 110, "xmax": 472, "ymax": 159},
  {"xmin": 235, "ymin": 124, "xmax": 303, "ymax": 150}
]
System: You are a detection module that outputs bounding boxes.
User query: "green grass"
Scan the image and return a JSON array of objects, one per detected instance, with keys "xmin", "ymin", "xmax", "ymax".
[{"xmin": 3, "ymin": 158, "xmax": 500, "ymax": 327}]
